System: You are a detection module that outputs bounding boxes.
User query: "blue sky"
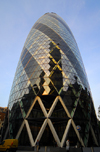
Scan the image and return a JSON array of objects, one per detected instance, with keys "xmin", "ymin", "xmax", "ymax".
[{"xmin": 0, "ymin": 0, "xmax": 100, "ymax": 116}]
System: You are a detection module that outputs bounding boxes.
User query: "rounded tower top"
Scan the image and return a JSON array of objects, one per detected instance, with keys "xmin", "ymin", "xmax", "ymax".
[{"xmin": 9, "ymin": 13, "xmax": 90, "ymax": 108}]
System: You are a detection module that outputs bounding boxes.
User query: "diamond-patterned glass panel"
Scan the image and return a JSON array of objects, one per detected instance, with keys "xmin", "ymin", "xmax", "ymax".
[{"xmin": 4, "ymin": 13, "xmax": 98, "ymax": 148}]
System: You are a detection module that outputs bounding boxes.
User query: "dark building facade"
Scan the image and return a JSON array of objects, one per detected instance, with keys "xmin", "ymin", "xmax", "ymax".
[
  {"xmin": 2, "ymin": 13, "xmax": 99, "ymax": 147},
  {"xmin": 0, "ymin": 107, "xmax": 7, "ymax": 139}
]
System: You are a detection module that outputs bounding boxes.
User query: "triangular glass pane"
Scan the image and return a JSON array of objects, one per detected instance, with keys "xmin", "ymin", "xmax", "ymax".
[
  {"xmin": 40, "ymin": 124, "xmax": 54, "ymax": 146},
  {"xmin": 51, "ymin": 99, "xmax": 68, "ymax": 118},
  {"xmin": 18, "ymin": 124, "xmax": 31, "ymax": 146},
  {"xmin": 65, "ymin": 124, "xmax": 79, "ymax": 147},
  {"xmin": 52, "ymin": 118, "xmax": 69, "ymax": 142},
  {"xmin": 41, "ymin": 95, "xmax": 55, "ymax": 113},
  {"xmin": 88, "ymin": 129, "xmax": 95, "ymax": 147},
  {"xmin": 50, "ymin": 99, "xmax": 69, "ymax": 141},
  {"xmin": 28, "ymin": 100, "xmax": 44, "ymax": 119},
  {"xmin": 28, "ymin": 119, "xmax": 45, "ymax": 142}
]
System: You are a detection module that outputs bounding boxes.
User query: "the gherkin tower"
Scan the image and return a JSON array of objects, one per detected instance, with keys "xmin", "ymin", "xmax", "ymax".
[{"xmin": 2, "ymin": 13, "xmax": 99, "ymax": 147}]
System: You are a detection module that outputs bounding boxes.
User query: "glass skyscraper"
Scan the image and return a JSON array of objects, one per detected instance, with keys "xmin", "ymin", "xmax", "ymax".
[{"xmin": 2, "ymin": 13, "xmax": 99, "ymax": 147}]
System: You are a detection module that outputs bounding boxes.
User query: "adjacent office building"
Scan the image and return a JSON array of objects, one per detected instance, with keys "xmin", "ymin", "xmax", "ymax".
[
  {"xmin": 2, "ymin": 13, "xmax": 99, "ymax": 147},
  {"xmin": 0, "ymin": 107, "xmax": 7, "ymax": 139}
]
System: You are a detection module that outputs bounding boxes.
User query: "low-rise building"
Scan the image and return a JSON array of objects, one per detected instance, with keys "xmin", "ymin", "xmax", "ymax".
[{"xmin": 0, "ymin": 107, "xmax": 7, "ymax": 137}]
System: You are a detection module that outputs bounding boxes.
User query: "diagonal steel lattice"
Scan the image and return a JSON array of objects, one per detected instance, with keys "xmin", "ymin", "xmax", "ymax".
[{"xmin": 15, "ymin": 96, "xmax": 98, "ymax": 147}]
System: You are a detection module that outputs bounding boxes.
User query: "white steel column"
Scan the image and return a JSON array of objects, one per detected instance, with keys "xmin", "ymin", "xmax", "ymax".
[
  {"xmin": 35, "ymin": 119, "xmax": 47, "ymax": 145},
  {"xmin": 48, "ymin": 96, "xmax": 58, "ymax": 117},
  {"xmin": 58, "ymin": 96, "xmax": 71, "ymax": 118},
  {"xmin": 48, "ymin": 119, "xmax": 61, "ymax": 147},
  {"xmin": 61, "ymin": 119, "xmax": 72, "ymax": 147},
  {"xmin": 25, "ymin": 120, "xmax": 35, "ymax": 147},
  {"xmin": 90, "ymin": 125, "xmax": 98, "ymax": 146},
  {"xmin": 16, "ymin": 120, "xmax": 25, "ymax": 139},
  {"xmin": 38, "ymin": 97, "xmax": 47, "ymax": 117},
  {"xmin": 26, "ymin": 96, "xmax": 38, "ymax": 118},
  {"xmin": 72, "ymin": 120, "xmax": 85, "ymax": 147}
]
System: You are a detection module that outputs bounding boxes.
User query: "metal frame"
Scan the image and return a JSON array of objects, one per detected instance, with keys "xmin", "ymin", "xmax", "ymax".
[{"xmin": 15, "ymin": 96, "xmax": 98, "ymax": 147}]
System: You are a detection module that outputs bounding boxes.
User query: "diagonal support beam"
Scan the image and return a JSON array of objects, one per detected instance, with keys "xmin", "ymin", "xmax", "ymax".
[
  {"xmin": 25, "ymin": 120, "xmax": 35, "ymax": 147},
  {"xmin": 61, "ymin": 119, "xmax": 72, "ymax": 147},
  {"xmin": 26, "ymin": 96, "xmax": 38, "ymax": 118},
  {"xmin": 35, "ymin": 119, "xmax": 47, "ymax": 145},
  {"xmin": 72, "ymin": 120, "xmax": 85, "ymax": 147},
  {"xmin": 48, "ymin": 119, "xmax": 61, "ymax": 147},
  {"xmin": 70, "ymin": 98, "xmax": 79, "ymax": 118},
  {"xmin": 58, "ymin": 96, "xmax": 71, "ymax": 118},
  {"xmin": 48, "ymin": 96, "xmax": 58, "ymax": 117},
  {"xmin": 90, "ymin": 125, "xmax": 99, "ymax": 146},
  {"xmin": 16, "ymin": 120, "xmax": 25, "ymax": 139},
  {"xmin": 38, "ymin": 97, "xmax": 48, "ymax": 117}
]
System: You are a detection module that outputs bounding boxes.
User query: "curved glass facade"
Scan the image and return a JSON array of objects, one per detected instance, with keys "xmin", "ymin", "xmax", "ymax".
[{"xmin": 2, "ymin": 13, "xmax": 99, "ymax": 147}]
